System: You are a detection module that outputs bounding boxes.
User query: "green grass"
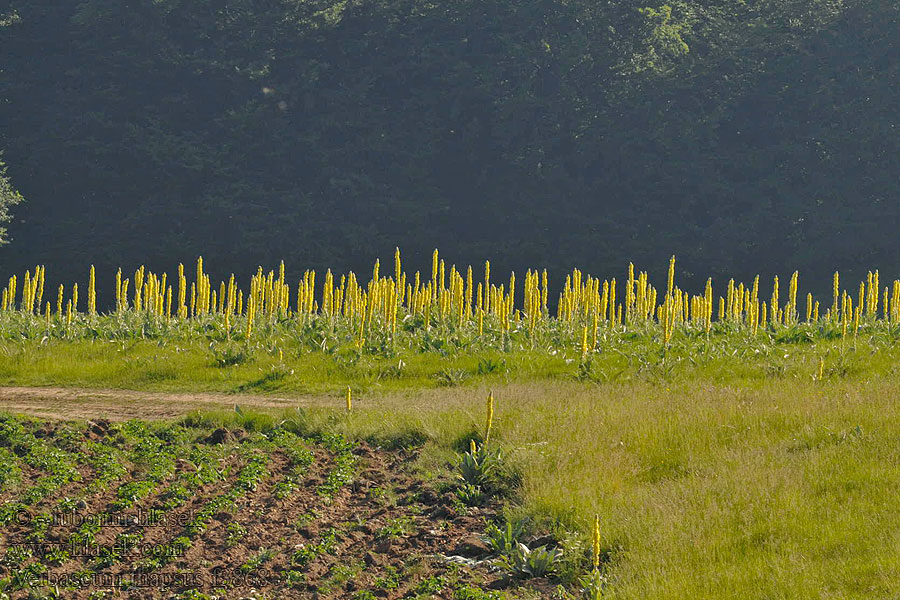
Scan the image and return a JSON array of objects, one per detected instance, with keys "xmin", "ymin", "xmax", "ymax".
[
  {"xmin": 2, "ymin": 322, "xmax": 900, "ymax": 395},
  {"xmin": 501, "ymin": 380, "xmax": 900, "ymax": 599},
  {"xmin": 0, "ymin": 336, "xmax": 571, "ymax": 392},
  {"xmin": 4, "ymin": 317, "xmax": 900, "ymax": 597},
  {"xmin": 175, "ymin": 374, "xmax": 900, "ymax": 599}
]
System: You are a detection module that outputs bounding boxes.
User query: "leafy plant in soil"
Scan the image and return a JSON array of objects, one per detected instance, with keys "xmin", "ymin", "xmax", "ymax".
[
  {"xmin": 497, "ymin": 543, "xmax": 563, "ymax": 578},
  {"xmin": 483, "ymin": 520, "xmax": 528, "ymax": 558}
]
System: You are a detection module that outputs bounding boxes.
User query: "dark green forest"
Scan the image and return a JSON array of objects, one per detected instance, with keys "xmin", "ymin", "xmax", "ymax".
[{"xmin": 0, "ymin": 0, "xmax": 898, "ymax": 296}]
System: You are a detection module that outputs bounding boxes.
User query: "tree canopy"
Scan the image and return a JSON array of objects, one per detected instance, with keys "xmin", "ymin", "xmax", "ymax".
[
  {"xmin": 0, "ymin": 157, "xmax": 23, "ymax": 245},
  {"xmin": 0, "ymin": 0, "xmax": 897, "ymax": 293}
]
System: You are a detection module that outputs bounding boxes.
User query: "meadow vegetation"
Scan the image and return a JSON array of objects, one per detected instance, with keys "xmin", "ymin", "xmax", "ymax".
[
  {"xmin": 5, "ymin": 378, "xmax": 896, "ymax": 598},
  {"xmin": 2, "ymin": 252, "xmax": 900, "ymax": 597},
  {"xmin": 1, "ymin": 250, "xmax": 900, "ymax": 393}
]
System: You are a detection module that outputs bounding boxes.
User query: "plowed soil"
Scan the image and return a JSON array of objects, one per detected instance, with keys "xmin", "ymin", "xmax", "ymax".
[{"xmin": 0, "ymin": 414, "xmax": 550, "ymax": 599}]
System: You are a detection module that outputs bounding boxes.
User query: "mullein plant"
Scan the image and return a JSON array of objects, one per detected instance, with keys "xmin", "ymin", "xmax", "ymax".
[
  {"xmin": 0, "ymin": 251, "xmax": 897, "ymax": 349},
  {"xmin": 457, "ymin": 392, "xmax": 500, "ymax": 495},
  {"xmin": 579, "ymin": 515, "xmax": 606, "ymax": 599}
]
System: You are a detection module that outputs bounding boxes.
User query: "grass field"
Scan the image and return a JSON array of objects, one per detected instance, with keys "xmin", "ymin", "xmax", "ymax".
[
  {"xmin": 2, "ymin": 324, "xmax": 900, "ymax": 394},
  {"xmin": 3, "ymin": 255, "xmax": 900, "ymax": 597},
  {"xmin": 284, "ymin": 378, "xmax": 900, "ymax": 599},
  {"xmin": 3, "ymin": 371, "xmax": 900, "ymax": 598}
]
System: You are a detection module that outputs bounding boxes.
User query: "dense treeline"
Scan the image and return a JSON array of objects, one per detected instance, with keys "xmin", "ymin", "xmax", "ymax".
[{"xmin": 0, "ymin": 0, "xmax": 898, "ymax": 299}]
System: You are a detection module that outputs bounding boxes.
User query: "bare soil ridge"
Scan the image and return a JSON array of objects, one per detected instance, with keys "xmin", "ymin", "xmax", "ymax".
[{"xmin": 0, "ymin": 386, "xmax": 317, "ymax": 420}]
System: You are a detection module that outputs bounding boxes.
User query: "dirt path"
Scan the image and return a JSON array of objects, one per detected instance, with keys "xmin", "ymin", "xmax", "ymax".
[{"xmin": 0, "ymin": 386, "xmax": 325, "ymax": 421}]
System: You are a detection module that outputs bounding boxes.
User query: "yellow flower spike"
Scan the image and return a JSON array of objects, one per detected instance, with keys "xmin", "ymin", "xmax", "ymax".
[
  {"xmin": 592, "ymin": 515, "xmax": 601, "ymax": 571},
  {"xmin": 817, "ymin": 358, "xmax": 825, "ymax": 381},
  {"xmin": 37, "ymin": 267, "xmax": 45, "ymax": 313},
  {"xmin": 866, "ymin": 271, "xmax": 874, "ymax": 316},
  {"xmin": 177, "ymin": 263, "xmax": 186, "ymax": 318},
  {"xmin": 788, "ymin": 271, "xmax": 798, "ymax": 323},
  {"xmin": 874, "ymin": 270, "xmax": 880, "ymax": 315},
  {"xmin": 432, "ymin": 249, "xmax": 439, "ymax": 290},
  {"xmin": 394, "ymin": 247, "xmax": 401, "ymax": 292},
  {"xmin": 464, "ymin": 265, "xmax": 474, "ymax": 318},
  {"xmin": 23, "ymin": 270, "xmax": 31, "ymax": 312},
  {"xmin": 541, "ymin": 269, "xmax": 549, "ymax": 314},
  {"xmin": 726, "ymin": 279, "xmax": 734, "ymax": 321},
  {"xmin": 770, "ymin": 276, "xmax": 779, "ymax": 326},
  {"xmin": 484, "ymin": 260, "xmax": 491, "ymax": 313},
  {"xmin": 88, "ymin": 265, "xmax": 96, "ymax": 316},
  {"xmin": 245, "ymin": 293, "xmax": 254, "ymax": 340},
  {"xmin": 667, "ymin": 255, "xmax": 676, "ymax": 298},
  {"xmin": 115, "ymin": 269, "xmax": 122, "ymax": 312},
  {"xmin": 832, "ymin": 272, "xmax": 839, "ymax": 322},
  {"xmin": 346, "ymin": 386, "xmax": 352, "ymax": 412},
  {"xmin": 626, "ymin": 262, "xmax": 635, "ymax": 325},
  {"xmin": 470, "ymin": 438, "xmax": 477, "ymax": 457},
  {"xmin": 608, "ymin": 278, "xmax": 616, "ymax": 325}
]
